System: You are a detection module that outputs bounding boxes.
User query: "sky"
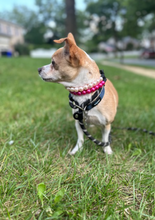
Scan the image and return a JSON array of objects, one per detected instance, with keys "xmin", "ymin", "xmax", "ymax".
[{"xmin": 0, "ymin": 0, "xmax": 86, "ymax": 11}]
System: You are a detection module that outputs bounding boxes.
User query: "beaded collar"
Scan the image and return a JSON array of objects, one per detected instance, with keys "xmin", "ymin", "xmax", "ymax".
[{"xmin": 66, "ymin": 76, "xmax": 105, "ymax": 96}]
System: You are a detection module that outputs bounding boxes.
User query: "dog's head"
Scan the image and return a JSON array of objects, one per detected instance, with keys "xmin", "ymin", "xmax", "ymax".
[{"xmin": 38, "ymin": 33, "xmax": 99, "ymax": 87}]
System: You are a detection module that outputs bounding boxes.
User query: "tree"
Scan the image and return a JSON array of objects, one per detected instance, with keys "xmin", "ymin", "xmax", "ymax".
[
  {"xmin": 0, "ymin": 5, "xmax": 47, "ymax": 45},
  {"xmin": 65, "ymin": 0, "xmax": 76, "ymax": 37},
  {"xmin": 85, "ymin": 0, "xmax": 125, "ymax": 52},
  {"xmin": 84, "ymin": 0, "xmax": 155, "ymax": 52},
  {"xmin": 122, "ymin": 0, "xmax": 155, "ymax": 38},
  {"xmin": 35, "ymin": 0, "xmax": 66, "ymax": 38},
  {"xmin": 0, "ymin": 6, "xmax": 38, "ymax": 31},
  {"xmin": 25, "ymin": 23, "xmax": 47, "ymax": 44},
  {"xmin": 0, "ymin": 1, "xmax": 65, "ymax": 45},
  {"xmin": 0, "ymin": 0, "xmax": 85, "ymax": 46}
]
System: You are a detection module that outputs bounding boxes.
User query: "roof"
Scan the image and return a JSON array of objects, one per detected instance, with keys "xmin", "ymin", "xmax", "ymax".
[
  {"xmin": 0, "ymin": 18, "xmax": 23, "ymax": 29},
  {"xmin": 0, "ymin": 18, "xmax": 24, "ymax": 38}
]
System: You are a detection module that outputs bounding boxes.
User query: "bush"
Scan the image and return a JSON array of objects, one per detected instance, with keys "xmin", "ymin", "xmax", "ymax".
[
  {"xmin": 14, "ymin": 43, "xmax": 30, "ymax": 56},
  {"xmin": 126, "ymin": 42, "xmax": 134, "ymax": 51}
]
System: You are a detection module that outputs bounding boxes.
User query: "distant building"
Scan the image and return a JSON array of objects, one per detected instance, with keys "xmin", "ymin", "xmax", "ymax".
[
  {"xmin": 141, "ymin": 31, "xmax": 155, "ymax": 49},
  {"xmin": 98, "ymin": 42, "xmax": 115, "ymax": 52},
  {"xmin": 0, "ymin": 19, "xmax": 24, "ymax": 55},
  {"xmin": 98, "ymin": 36, "xmax": 140, "ymax": 53}
]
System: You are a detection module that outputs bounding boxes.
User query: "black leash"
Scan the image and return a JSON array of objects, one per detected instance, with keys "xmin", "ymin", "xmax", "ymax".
[
  {"xmin": 69, "ymin": 69, "xmax": 155, "ymax": 147},
  {"xmin": 113, "ymin": 126, "xmax": 155, "ymax": 137},
  {"xmin": 69, "ymin": 70, "xmax": 110, "ymax": 147}
]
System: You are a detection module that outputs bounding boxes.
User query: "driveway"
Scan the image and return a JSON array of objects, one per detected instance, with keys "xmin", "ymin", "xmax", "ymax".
[
  {"xmin": 102, "ymin": 61, "xmax": 155, "ymax": 79},
  {"xmin": 113, "ymin": 58, "xmax": 155, "ymax": 68}
]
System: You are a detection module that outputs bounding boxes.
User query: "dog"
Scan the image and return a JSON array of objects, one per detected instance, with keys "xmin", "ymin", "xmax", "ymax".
[{"xmin": 38, "ymin": 33, "xmax": 118, "ymax": 155}]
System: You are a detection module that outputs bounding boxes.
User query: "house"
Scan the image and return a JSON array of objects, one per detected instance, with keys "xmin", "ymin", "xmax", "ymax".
[
  {"xmin": 0, "ymin": 19, "xmax": 24, "ymax": 56},
  {"xmin": 141, "ymin": 31, "xmax": 155, "ymax": 49},
  {"xmin": 98, "ymin": 36, "xmax": 140, "ymax": 52}
]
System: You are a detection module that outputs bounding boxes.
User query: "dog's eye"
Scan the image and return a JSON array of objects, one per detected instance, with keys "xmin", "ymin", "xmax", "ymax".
[
  {"xmin": 51, "ymin": 60, "xmax": 59, "ymax": 70},
  {"xmin": 52, "ymin": 60, "xmax": 55, "ymax": 66}
]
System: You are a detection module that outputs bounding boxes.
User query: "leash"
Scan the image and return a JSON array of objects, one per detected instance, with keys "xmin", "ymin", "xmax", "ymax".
[
  {"xmin": 69, "ymin": 70, "xmax": 110, "ymax": 147},
  {"xmin": 68, "ymin": 69, "xmax": 155, "ymax": 148},
  {"xmin": 113, "ymin": 126, "xmax": 155, "ymax": 137}
]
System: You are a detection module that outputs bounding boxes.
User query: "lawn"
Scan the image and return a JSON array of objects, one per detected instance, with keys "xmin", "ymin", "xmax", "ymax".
[{"xmin": 0, "ymin": 57, "xmax": 155, "ymax": 220}]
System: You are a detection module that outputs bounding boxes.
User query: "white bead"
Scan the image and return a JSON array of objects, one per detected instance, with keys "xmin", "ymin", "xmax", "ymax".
[
  {"xmin": 66, "ymin": 87, "xmax": 70, "ymax": 91},
  {"xmin": 84, "ymin": 85, "xmax": 88, "ymax": 90},
  {"xmin": 79, "ymin": 87, "xmax": 83, "ymax": 91},
  {"xmin": 74, "ymin": 87, "xmax": 78, "ymax": 92},
  {"xmin": 100, "ymin": 77, "xmax": 103, "ymax": 82},
  {"xmin": 88, "ymin": 83, "xmax": 93, "ymax": 88},
  {"xmin": 93, "ymin": 81, "xmax": 97, "ymax": 86},
  {"xmin": 97, "ymin": 79, "xmax": 100, "ymax": 83},
  {"xmin": 70, "ymin": 87, "xmax": 74, "ymax": 92}
]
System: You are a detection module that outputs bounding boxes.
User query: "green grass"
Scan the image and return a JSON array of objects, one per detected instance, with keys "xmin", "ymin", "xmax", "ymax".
[{"xmin": 0, "ymin": 57, "xmax": 155, "ymax": 220}]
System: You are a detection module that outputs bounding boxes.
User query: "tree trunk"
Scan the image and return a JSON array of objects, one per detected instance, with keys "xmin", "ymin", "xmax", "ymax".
[
  {"xmin": 112, "ymin": 21, "xmax": 118, "ymax": 58},
  {"xmin": 65, "ymin": 0, "xmax": 76, "ymax": 38}
]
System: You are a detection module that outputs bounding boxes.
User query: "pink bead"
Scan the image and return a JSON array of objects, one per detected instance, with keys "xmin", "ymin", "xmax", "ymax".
[
  {"xmin": 87, "ymin": 89, "xmax": 91, "ymax": 93},
  {"xmin": 99, "ymin": 83, "xmax": 103, "ymax": 88},
  {"xmin": 82, "ymin": 90, "xmax": 86, "ymax": 95},
  {"xmin": 95, "ymin": 85, "xmax": 99, "ymax": 90},
  {"xmin": 77, "ymin": 91, "xmax": 82, "ymax": 96},
  {"xmin": 91, "ymin": 87, "xmax": 96, "ymax": 92},
  {"xmin": 70, "ymin": 79, "xmax": 106, "ymax": 96},
  {"xmin": 102, "ymin": 81, "xmax": 105, "ymax": 86}
]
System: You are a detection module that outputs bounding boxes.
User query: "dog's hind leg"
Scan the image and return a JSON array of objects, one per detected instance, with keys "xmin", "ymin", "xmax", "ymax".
[
  {"xmin": 102, "ymin": 124, "xmax": 113, "ymax": 154},
  {"xmin": 69, "ymin": 121, "xmax": 84, "ymax": 155}
]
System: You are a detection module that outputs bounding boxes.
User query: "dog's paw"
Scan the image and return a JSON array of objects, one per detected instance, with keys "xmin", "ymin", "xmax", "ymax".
[
  {"xmin": 68, "ymin": 145, "xmax": 82, "ymax": 155},
  {"xmin": 68, "ymin": 149, "xmax": 76, "ymax": 155},
  {"xmin": 103, "ymin": 146, "xmax": 113, "ymax": 155}
]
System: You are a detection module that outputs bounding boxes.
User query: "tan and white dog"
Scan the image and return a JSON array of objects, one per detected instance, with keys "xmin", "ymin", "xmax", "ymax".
[{"xmin": 38, "ymin": 33, "xmax": 118, "ymax": 155}]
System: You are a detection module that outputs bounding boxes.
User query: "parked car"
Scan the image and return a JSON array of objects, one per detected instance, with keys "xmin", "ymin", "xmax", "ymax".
[{"xmin": 140, "ymin": 49, "xmax": 155, "ymax": 59}]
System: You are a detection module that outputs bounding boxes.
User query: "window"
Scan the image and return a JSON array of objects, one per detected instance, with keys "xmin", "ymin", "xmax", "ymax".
[{"xmin": 7, "ymin": 25, "xmax": 11, "ymax": 35}]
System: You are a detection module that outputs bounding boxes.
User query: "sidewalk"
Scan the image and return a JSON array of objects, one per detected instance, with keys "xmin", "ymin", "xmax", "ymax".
[{"xmin": 102, "ymin": 61, "xmax": 155, "ymax": 79}]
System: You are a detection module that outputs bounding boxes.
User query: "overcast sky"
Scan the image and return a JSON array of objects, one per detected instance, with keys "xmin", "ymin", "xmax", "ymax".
[{"xmin": 0, "ymin": 0, "xmax": 85, "ymax": 11}]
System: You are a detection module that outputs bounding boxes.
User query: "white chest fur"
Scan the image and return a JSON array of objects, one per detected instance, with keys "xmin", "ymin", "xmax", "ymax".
[
  {"xmin": 86, "ymin": 108, "xmax": 106, "ymax": 126},
  {"xmin": 72, "ymin": 107, "xmax": 106, "ymax": 126}
]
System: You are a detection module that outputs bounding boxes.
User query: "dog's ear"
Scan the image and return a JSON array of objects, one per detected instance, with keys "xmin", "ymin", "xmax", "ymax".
[
  {"xmin": 53, "ymin": 33, "xmax": 76, "ymax": 46},
  {"xmin": 67, "ymin": 33, "xmax": 76, "ymax": 45},
  {"xmin": 54, "ymin": 33, "xmax": 83, "ymax": 67}
]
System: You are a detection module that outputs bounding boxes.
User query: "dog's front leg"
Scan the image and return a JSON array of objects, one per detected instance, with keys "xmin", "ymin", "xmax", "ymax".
[
  {"xmin": 69, "ymin": 121, "xmax": 84, "ymax": 155},
  {"xmin": 102, "ymin": 124, "xmax": 113, "ymax": 154}
]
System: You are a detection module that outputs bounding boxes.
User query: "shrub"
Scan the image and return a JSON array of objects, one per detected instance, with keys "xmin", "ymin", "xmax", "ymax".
[{"xmin": 14, "ymin": 43, "xmax": 30, "ymax": 56}]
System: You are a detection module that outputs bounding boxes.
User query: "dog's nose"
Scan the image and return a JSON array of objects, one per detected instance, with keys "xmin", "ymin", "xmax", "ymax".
[{"xmin": 38, "ymin": 67, "xmax": 42, "ymax": 74}]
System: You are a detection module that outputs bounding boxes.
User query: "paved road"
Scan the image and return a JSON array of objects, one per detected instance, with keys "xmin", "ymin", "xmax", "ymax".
[{"xmin": 114, "ymin": 58, "xmax": 155, "ymax": 67}]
